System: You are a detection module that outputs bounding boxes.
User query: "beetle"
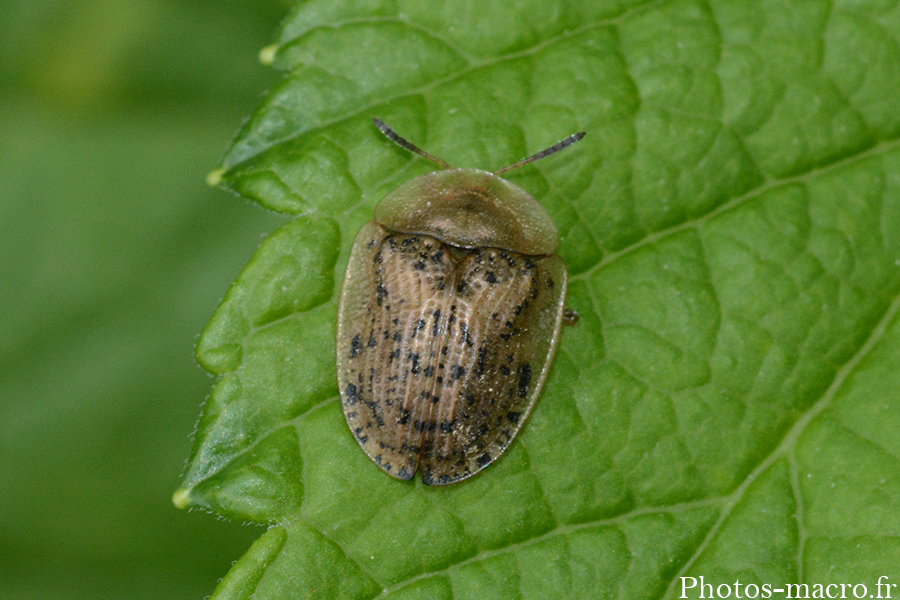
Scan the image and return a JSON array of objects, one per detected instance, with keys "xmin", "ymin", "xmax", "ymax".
[{"xmin": 336, "ymin": 118, "xmax": 584, "ymax": 485}]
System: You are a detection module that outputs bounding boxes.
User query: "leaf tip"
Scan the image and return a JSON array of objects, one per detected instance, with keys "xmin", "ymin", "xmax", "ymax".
[
  {"xmin": 258, "ymin": 44, "xmax": 279, "ymax": 65},
  {"xmin": 172, "ymin": 487, "xmax": 192, "ymax": 509},
  {"xmin": 206, "ymin": 168, "xmax": 225, "ymax": 187}
]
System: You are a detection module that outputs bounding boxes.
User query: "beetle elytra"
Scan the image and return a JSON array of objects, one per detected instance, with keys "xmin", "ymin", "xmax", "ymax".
[{"xmin": 336, "ymin": 119, "xmax": 584, "ymax": 485}]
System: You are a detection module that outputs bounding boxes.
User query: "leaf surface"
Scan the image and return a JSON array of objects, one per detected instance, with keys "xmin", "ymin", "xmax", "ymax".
[{"xmin": 179, "ymin": 0, "xmax": 900, "ymax": 597}]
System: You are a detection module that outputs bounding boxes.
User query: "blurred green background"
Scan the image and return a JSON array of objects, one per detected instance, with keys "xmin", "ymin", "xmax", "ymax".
[{"xmin": 0, "ymin": 1, "xmax": 294, "ymax": 598}]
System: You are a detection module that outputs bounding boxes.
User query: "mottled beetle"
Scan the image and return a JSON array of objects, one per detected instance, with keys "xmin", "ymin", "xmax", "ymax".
[{"xmin": 336, "ymin": 119, "xmax": 584, "ymax": 485}]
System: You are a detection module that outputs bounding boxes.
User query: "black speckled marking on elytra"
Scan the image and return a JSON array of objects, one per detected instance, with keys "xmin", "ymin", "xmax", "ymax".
[
  {"xmin": 413, "ymin": 318, "xmax": 427, "ymax": 337},
  {"xmin": 517, "ymin": 363, "xmax": 532, "ymax": 398},
  {"xmin": 337, "ymin": 221, "xmax": 568, "ymax": 487},
  {"xmin": 476, "ymin": 346, "xmax": 487, "ymax": 377},
  {"xmin": 343, "ymin": 383, "xmax": 359, "ymax": 405}
]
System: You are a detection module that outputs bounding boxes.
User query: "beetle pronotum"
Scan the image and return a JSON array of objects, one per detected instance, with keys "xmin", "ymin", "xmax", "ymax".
[{"xmin": 336, "ymin": 119, "xmax": 584, "ymax": 485}]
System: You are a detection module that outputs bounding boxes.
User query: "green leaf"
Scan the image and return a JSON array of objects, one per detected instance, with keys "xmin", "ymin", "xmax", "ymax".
[{"xmin": 178, "ymin": 0, "xmax": 900, "ymax": 598}]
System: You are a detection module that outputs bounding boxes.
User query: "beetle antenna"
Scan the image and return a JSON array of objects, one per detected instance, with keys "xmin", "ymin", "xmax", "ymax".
[
  {"xmin": 373, "ymin": 118, "xmax": 454, "ymax": 170},
  {"xmin": 494, "ymin": 131, "xmax": 586, "ymax": 175}
]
